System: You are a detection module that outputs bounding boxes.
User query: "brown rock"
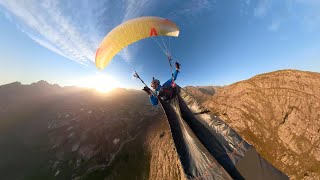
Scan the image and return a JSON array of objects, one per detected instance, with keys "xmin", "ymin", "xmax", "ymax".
[
  {"xmin": 145, "ymin": 117, "xmax": 185, "ymax": 180},
  {"xmin": 184, "ymin": 86, "xmax": 221, "ymax": 104},
  {"xmin": 203, "ymin": 69, "xmax": 320, "ymax": 179}
]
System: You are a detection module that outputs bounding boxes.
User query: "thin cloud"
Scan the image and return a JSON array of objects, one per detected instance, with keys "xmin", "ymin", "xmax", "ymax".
[
  {"xmin": 268, "ymin": 18, "xmax": 282, "ymax": 31},
  {"xmin": 296, "ymin": 0, "xmax": 320, "ymax": 6},
  {"xmin": 0, "ymin": 0, "xmax": 105, "ymax": 64},
  {"xmin": 250, "ymin": 0, "xmax": 320, "ymax": 33},
  {"xmin": 296, "ymin": 0, "xmax": 320, "ymax": 32},
  {"xmin": 0, "ymin": 0, "xmax": 217, "ymax": 66},
  {"xmin": 120, "ymin": 47, "xmax": 135, "ymax": 63},
  {"xmin": 254, "ymin": 0, "xmax": 271, "ymax": 18},
  {"xmin": 168, "ymin": 0, "xmax": 215, "ymax": 21}
]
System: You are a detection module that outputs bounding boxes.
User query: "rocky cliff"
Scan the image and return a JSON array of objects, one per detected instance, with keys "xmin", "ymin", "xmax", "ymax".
[
  {"xmin": 200, "ymin": 70, "xmax": 320, "ymax": 179},
  {"xmin": 145, "ymin": 116, "xmax": 185, "ymax": 180},
  {"xmin": 184, "ymin": 86, "xmax": 221, "ymax": 104}
]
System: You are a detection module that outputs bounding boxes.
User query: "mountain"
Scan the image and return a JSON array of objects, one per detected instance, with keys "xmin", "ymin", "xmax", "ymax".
[
  {"xmin": 187, "ymin": 70, "xmax": 319, "ymax": 179},
  {"xmin": 144, "ymin": 115, "xmax": 185, "ymax": 180},
  {"xmin": 1, "ymin": 69, "xmax": 319, "ymax": 179},
  {"xmin": 0, "ymin": 81, "xmax": 162, "ymax": 179},
  {"xmin": 183, "ymin": 86, "xmax": 221, "ymax": 104}
]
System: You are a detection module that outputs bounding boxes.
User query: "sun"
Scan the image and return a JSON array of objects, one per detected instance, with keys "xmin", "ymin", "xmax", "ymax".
[
  {"xmin": 73, "ymin": 73, "xmax": 121, "ymax": 93},
  {"xmin": 88, "ymin": 80, "xmax": 115, "ymax": 93}
]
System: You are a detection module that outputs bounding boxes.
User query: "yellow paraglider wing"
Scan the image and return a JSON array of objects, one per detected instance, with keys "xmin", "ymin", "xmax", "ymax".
[{"xmin": 95, "ymin": 16, "xmax": 180, "ymax": 69}]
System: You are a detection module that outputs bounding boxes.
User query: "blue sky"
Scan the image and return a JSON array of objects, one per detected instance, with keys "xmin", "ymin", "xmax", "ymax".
[{"xmin": 0, "ymin": 0, "xmax": 319, "ymax": 89}]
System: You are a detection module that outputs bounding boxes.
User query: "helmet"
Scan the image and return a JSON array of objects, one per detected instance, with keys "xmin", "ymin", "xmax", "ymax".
[{"xmin": 151, "ymin": 77, "xmax": 160, "ymax": 89}]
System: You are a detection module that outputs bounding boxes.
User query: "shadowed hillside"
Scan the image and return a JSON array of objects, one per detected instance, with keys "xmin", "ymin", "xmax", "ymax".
[{"xmin": 0, "ymin": 81, "xmax": 162, "ymax": 179}]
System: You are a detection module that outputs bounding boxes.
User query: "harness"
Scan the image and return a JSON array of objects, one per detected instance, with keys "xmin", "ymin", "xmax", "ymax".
[{"xmin": 158, "ymin": 85, "xmax": 176, "ymax": 102}]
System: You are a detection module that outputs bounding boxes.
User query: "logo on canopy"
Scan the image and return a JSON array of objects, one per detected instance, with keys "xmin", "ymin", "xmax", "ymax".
[{"xmin": 150, "ymin": 27, "xmax": 158, "ymax": 36}]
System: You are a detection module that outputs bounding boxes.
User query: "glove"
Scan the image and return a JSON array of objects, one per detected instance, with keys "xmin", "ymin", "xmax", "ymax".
[
  {"xmin": 142, "ymin": 86, "xmax": 151, "ymax": 95},
  {"xmin": 175, "ymin": 62, "xmax": 181, "ymax": 71}
]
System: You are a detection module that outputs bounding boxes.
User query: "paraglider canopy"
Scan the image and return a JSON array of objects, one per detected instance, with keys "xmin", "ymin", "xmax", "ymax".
[{"xmin": 95, "ymin": 16, "xmax": 180, "ymax": 70}]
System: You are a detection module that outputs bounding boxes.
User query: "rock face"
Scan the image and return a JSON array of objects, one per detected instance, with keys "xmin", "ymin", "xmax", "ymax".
[
  {"xmin": 184, "ymin": 86, "xmax": 221, "ymax": 104},
  {"xmin": 201, "ymin": 70, "xmax": 320, "ymax": 179},
  {"xmin": 145, "ymin": 116, "xmax": 185, "ymax": 180}
]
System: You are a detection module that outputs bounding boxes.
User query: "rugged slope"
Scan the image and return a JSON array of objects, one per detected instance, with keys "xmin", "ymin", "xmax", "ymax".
[
  {"xmin": 145, "ymin": 116, "xmax": 185, "ymax": 180},
  {"xmin": 203, "ymin": 70, "xmax": 320, "ymax": 179},
  {"xmin": 184, "ymin": 86, "xmax": 221, "ymax": 104},
  {"xmin": 2, "ymin": 69, "xmax": 319, "ymax": 179}
]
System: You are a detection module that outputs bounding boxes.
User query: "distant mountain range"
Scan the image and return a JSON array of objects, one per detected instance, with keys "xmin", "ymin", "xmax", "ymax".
[{"xmin": 0, "ymin": 69, "xmax": 319, "ymax": 179}]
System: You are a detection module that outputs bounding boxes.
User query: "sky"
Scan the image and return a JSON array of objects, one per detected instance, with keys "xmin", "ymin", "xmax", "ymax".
[{"xmin": 0, "ymin": 0, "xmax": 319, "ymax": 90}]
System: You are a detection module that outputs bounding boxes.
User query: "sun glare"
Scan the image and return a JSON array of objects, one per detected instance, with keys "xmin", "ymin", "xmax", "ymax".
[{"xmin": 73, "ymin": 74, "xmax": 121, "ymax": 93}]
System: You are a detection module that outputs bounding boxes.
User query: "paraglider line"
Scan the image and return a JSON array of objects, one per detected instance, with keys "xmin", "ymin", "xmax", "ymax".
[
  {"xmin": 151, "ymin": 36, "xmax": 168, "ymax": 56},
  {"xmin": 151, "ymin": 36, "xmax": 175, "ymax": 81}
]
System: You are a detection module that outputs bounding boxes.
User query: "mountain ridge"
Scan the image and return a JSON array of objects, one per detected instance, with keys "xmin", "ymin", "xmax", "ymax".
[
  {"xmin": 194, "ymin": 69, "xmax": 320, "ymax": 179},
  {"xmin": 0, "ymin": 69, "xmax": 319, "ymax": 179}
]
